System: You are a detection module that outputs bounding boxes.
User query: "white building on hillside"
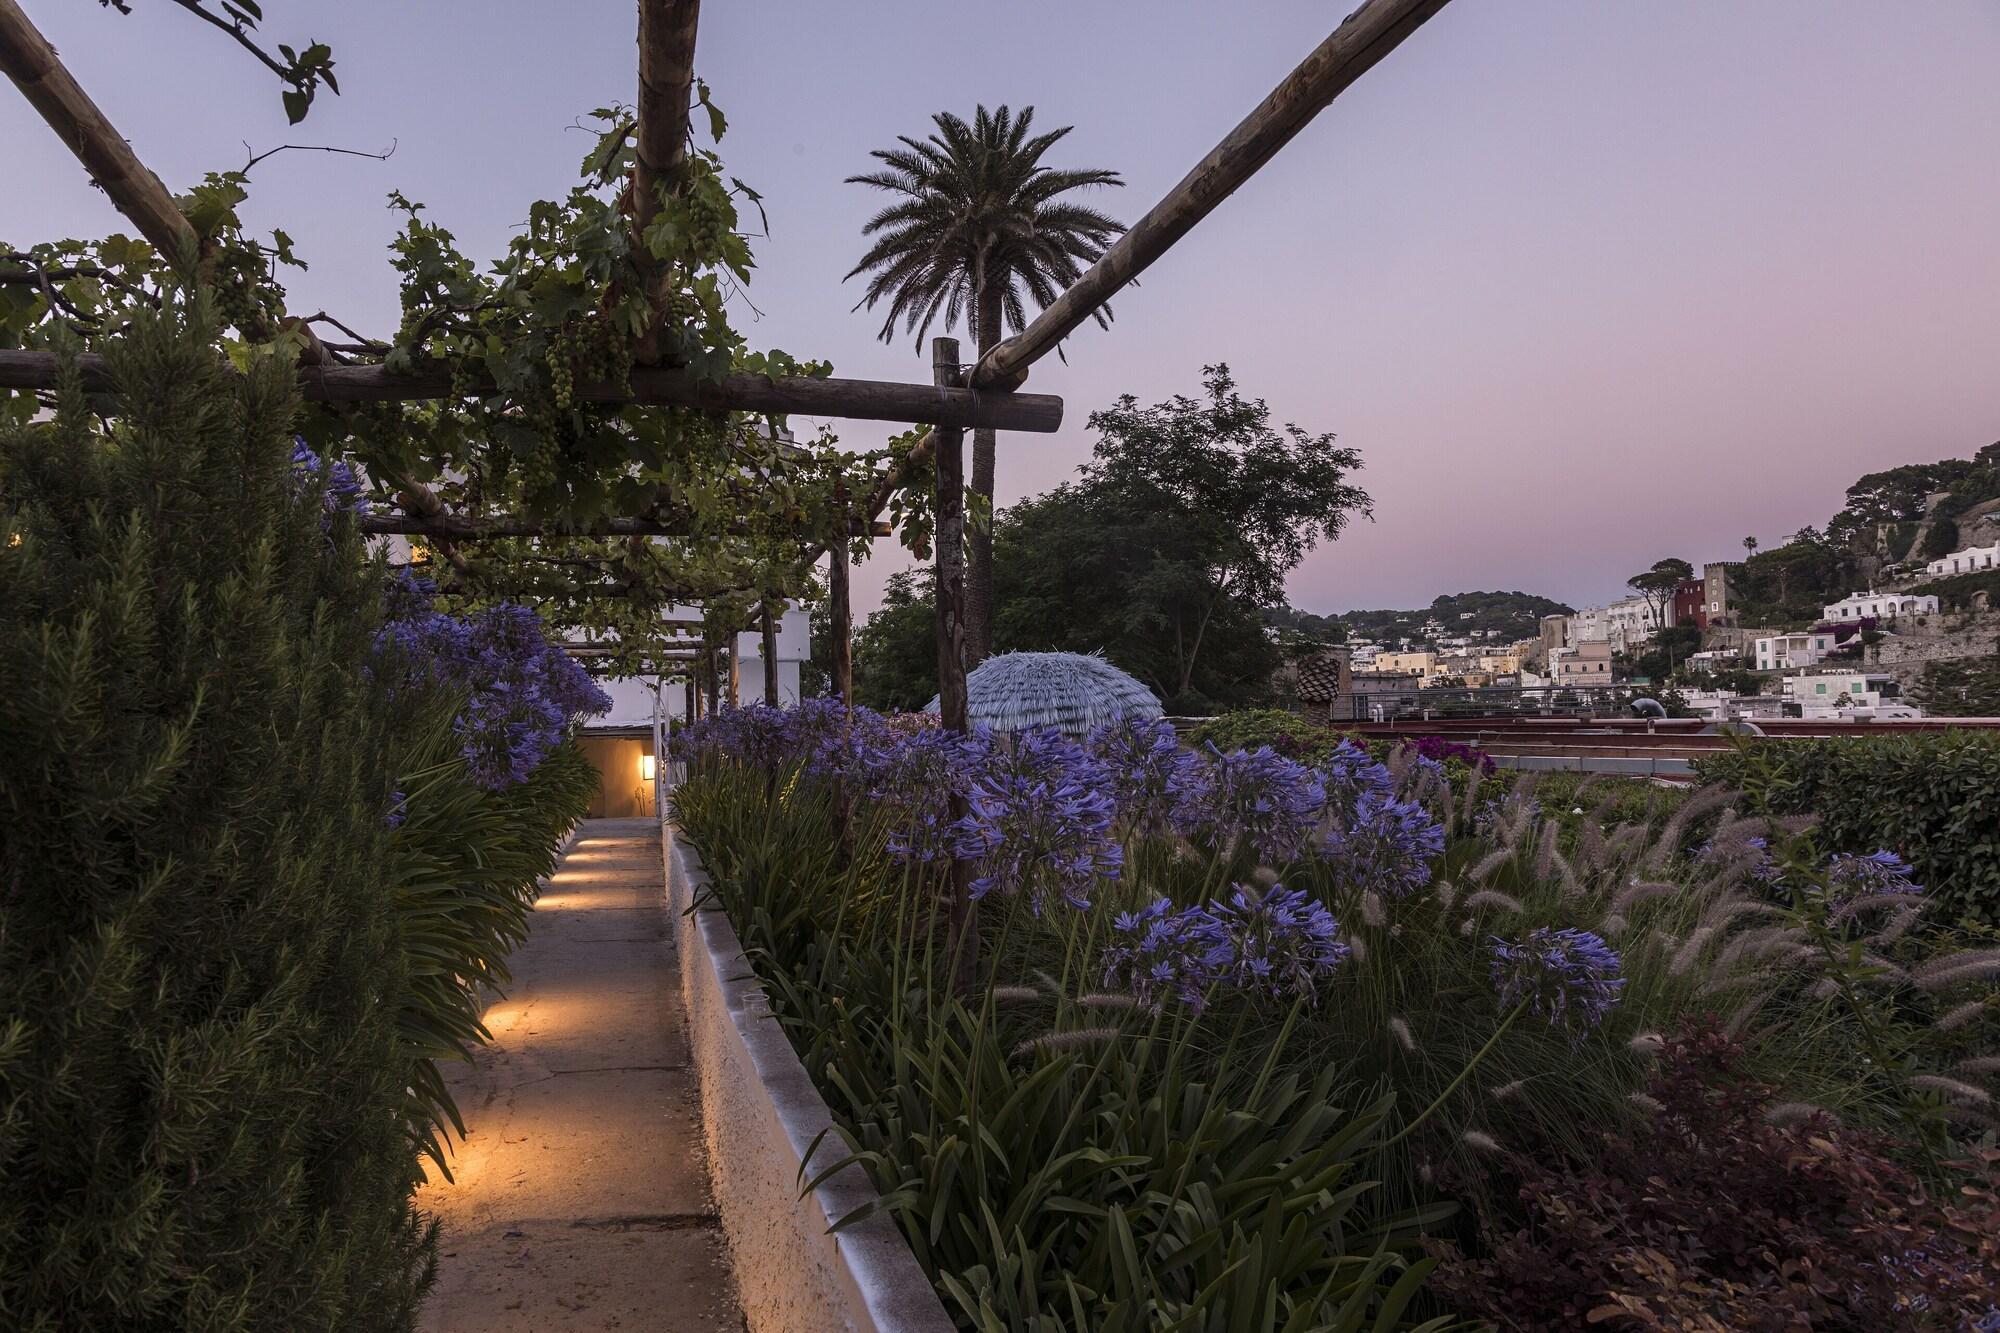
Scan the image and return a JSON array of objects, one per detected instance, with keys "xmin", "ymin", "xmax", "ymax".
[
  {"xmin": 1926, "ymin": 542, "xmax": 2000, "ymax": 578},
  {"xmin": 1782, "ymin": 671, "xmax": 1922, "ymax": 719},
  {"xmin": 1754, "ymin": 631, "xmax": 1839, "ymax": 672},
  {"xmin": 1822, "ymin": 591, "xmax": 1938, "ymax": 623}
]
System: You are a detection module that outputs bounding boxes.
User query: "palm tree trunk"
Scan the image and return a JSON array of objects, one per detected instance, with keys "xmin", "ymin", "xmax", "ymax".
[{"xmin": 966, "ymin": 284, "xmax": 1002, "ymax": 662}]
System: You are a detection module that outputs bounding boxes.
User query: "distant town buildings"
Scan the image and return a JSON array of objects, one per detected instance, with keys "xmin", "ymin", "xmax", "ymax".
[
  {"xmin": 1754, "ymin": 631, "xmax": 1839, "ymax": 672},
  {"xmin": 1822, "ymin": 591, "xmax": 1939, "ymax": 622},
  {"xmin": 1551, "ymin": 639, "xmax": 1613, "ymax": 684},
  {"xmin": 1701, "ymin": 562, "xmax": 1738, "ymax": 627},
  {"xmin": 1926, "ymin": 542, "xmax": 2000, "ymax": 578}
]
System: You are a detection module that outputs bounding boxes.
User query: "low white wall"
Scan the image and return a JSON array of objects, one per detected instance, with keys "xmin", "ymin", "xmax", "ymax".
[{"xmin": 663, "ymin": 823, "xmax": 954, "ymax": 1333}]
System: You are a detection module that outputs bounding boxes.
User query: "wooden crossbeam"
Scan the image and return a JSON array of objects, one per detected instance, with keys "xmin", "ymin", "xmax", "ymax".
[
  {"xmin": 972, "ymin": 0, "xmax": 1452, "ymax": 390},
  {"xmin": 0, "ymin": 349, "xmax": 1063, "ymax": 431},
  {"xmin": 0, "ymin": 0, "xmax": 196, "ymax": 256}
]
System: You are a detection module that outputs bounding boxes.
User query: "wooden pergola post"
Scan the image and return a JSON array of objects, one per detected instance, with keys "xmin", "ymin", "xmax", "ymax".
[
  {"xmin": 726, "ymin": 638, "xmax": 740, "ymax": 707},
  {"xmin": 760, "ymin": 601, "xmax": 779, "ymax": 706},
  {"xmin": 931, "ymin": 336, "xmax": 976, "ymax": 991},
  {"xmin": 828, "ymin": 480, "xmax": 854, "ymax": 709},
  {"xmin": 684, "ymin": 673, "xmax": 697, "ymax": 723}
]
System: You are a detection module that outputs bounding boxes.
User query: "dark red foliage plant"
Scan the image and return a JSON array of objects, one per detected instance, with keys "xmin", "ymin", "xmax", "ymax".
[{"xmin": 1430, "ymin": 1018, "xmax": 2000, "ymax": 1331}]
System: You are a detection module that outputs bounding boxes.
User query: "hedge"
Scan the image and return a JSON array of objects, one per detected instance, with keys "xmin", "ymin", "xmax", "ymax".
[{"xmin": 1696, "ymin": 731, "xmax": 2000, "ymax": 927}]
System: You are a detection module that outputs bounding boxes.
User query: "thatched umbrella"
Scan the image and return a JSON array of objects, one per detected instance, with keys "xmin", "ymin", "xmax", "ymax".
[{"xmin": 926, "ymin": 650, "xmax": 1162, "ymax": 738}]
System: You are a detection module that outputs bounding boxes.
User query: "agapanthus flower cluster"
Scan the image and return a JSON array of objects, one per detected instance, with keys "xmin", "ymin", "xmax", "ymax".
[
  {"xmin": 1183, "ymin": 745, "xmax": 1327, "ymax": 864},
  {"xmin": 870, "ymin": 727, "xmax": 993, "ymax": 865},
  {"xmin": 1099, "ymin": 898, "xmax": 1232, "ymax": 1013},
  {"xmin": 1320, "ymin": 739, "xmax": 1395, "ymax": 811},
  {"xmin": 1695, "ymin": 833, "xmax": 1784, "ymax": 885},
  {"xmin": 1819, "ymin": 849, "xmax": 1923, "ymax": 904},
  {"xmin": 950, "ymin": 728, "xmax": 1122, "ymax": 914},
  {"xmin": 373, "ymin": 571, "xmax": 610, "ymax": 789},
  {"xmin": 1489, "ymin": 926, "xmax": 1625, "ymax": 1042},
  {"xmin": 1088, "ymin": 716, "xmax": 1206, "ymax": 837},
  {"xmin": 1321, "ymin": 793, "xmax": 1445, "ymax": 897},
  {"xmin": 290, "ymin": 438, "xmax": 369, "ymax": 518},
  {"xmin": 1209, "ymin": 883, "xmax": 1350, "ymax": 1000},
  {"xmin": 1101, "ymin": 883, "xmax": 1349, "ymax": 1012}
]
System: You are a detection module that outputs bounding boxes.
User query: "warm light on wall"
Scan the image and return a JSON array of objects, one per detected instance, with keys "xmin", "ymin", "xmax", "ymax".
[{"xmin": 640, "ymin": 754, "xmax": 656, "ymax": 782}]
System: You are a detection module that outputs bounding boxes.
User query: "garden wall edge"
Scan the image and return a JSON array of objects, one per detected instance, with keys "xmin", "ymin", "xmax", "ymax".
[{"xmin": 662, "ymin": 819, "xmax": 955, "ymax": 1333}]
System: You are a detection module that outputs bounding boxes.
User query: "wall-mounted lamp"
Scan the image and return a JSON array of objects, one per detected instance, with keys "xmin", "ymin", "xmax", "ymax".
[{"xmin": 640, "ymin": 754, "xmax": 657, "ymax": 782}]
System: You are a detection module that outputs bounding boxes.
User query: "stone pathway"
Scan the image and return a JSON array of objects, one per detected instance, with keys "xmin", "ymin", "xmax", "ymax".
[{"xmin": 417, "ymin": 818, "xmax": 744, "ymax": 1332}]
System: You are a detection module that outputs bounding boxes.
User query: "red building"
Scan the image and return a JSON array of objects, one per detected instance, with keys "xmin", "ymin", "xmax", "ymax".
[{"xmin": 1671, "ymin": 577, "xmax": 1707, "ymax": 629}]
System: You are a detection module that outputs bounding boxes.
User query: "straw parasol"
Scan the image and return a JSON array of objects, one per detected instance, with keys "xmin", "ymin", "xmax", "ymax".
[{"xmin": 925, "ymin": 651, "xmax": 1162, "ymax": 737}]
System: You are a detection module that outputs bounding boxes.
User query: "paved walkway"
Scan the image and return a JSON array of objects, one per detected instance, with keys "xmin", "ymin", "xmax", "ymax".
[{"xmin": 417, "ymin": 818, "xmax": 744, "ymax": 1331}]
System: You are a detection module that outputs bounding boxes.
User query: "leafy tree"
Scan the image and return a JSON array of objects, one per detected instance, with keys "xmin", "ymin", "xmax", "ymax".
[
  {"xmin": 853, "ymin": 366, "xmax": 1370, "ymax": 713},
  {"xmin": 853, "ymin": 567, "xmax": 942, "ymax": 711},
  {"xmin": 1625, "ymin": 557, "xmax": 1693, "ymax": 628},
  {"xmin": 846, "ymin": 105, "xmax": 1124, "ymax": 661},
  {"xmin": 1915, "ymin": 642, "xmax": 2000, "ymax": 717}
]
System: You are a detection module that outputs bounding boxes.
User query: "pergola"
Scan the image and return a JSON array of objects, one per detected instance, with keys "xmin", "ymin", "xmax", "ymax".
[{"xmin": 0, "ymin": 0, "xmax": 1450, "ymax": 731}]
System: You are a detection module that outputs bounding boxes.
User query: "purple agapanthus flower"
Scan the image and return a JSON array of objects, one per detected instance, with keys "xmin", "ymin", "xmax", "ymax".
[
  {"xmin": 949, "ymin": 728, "xmax": 1122, "ymax": 914},
  {"xmin": 372, "ymin": 570, "xmax": 610, "ymax": 789},
  {"xmin": 1489, "ymin": 927, "xmax": 1625, "ymax": 1042},
  {"xmin": 1088, "ymin": 715, "xmax": 1205, "ymax": 838},
  {"xmin": 1209, "ymin": 883, "xmax": 1350, "ymax": 1000},
  {"xmin": 1183, "ymin": 745, "xmax": 1327, "ymax": 864},
  {"xmin": 1321, "ymin": 740, "xmax": 1395, "ymax": 810},
  {"xmin": 1322, "ymin": 793, "xmax": 1445, "ymax": 896},
  {"xmin": 290, "ymin": 437, "xmax": 369, "ymax": 517},
  {"xmin": 1821, "ymin": 849, "xmax": 1923, "ymax": 902},
  {"xmin": 1100, "ymin": 897, "xmax": 1233, "ymax": 1014},
  {"xmin": 870, "ymin": 727, "xmax": 993, "ymax": 865}
]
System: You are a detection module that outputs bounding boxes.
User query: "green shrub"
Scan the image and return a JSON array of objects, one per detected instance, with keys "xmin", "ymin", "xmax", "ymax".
[
  {"xmin": 0, "ymin": 309, "xmax": 436, "ymax": 1327},
  {"xmin": 1187, "ymin": 707, "xmax": 1355, "ymax": 762},
  {"xmin": 1696, "ymin": 732, "xmax": 2000, "ymax": 926}
]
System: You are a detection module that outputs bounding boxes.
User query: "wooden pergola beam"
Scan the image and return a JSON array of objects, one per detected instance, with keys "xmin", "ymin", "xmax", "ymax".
[
  {"xmin": 0, "ymin": 0, "xmax": 196, "ymax": 257},
  {"xmin": 632, "ymin": 0, "xmax": 700, "ymax": 364},
  {"xmin": 358, "ymin": 511, "xmax": 890, "ymax": 540},
  {"xmin": 972, "ymin": 0, "xmax": 1452, "ymax": 390},
  {"xmin": 0, "ymin": 349, "xmax": 1063, "ymax": 431}
]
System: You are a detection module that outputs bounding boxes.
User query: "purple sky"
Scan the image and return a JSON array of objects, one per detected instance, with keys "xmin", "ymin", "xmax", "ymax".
[{"xmin": 7, "ymin": 1, "xmax": 1998, "ymax": 617}]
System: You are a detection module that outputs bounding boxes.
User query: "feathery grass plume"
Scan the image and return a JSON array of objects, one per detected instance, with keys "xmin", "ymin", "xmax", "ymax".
[
  {"xmin": 1249, "ymin": 864, "xmax": 1280, "ymax": 889},
  {"xmin": 1669, "ymin": 925, "xmax": 1719, "ymax": 977},
  {"xmin": 1604, "ymin": 823, "xmax": 1650, "ymax": 867},
  {"xmin": 1954, "ymin": 1055, "xmax": 2000, "ymax": 1075},
  {"xmin": 1936, "ymin": 999, "xmax": 1990, "ymax": 1032},
  {"xmin": 1629, "ymin": 1032, "xmax": 1665, "ymax": 1056},
  {"xmin": 1458, "ymin": 916, "xmax": 1476, "ymax": 938},
  {"xmin": 1940, "ymin": 1105, "xmax": 2000, "ymax": 1134},
  {"xmin": 1867, "ymin": 902, "xmax": 1922, "ymax": 946},
  {"xmin": 1645, "ymin": 785, "xmax": 1732, "ymax": 873},
  {"xmin": 1489, "ymin": 1079, "xmax": 1526, "ymax": 1102},
  {"xmin": 1628, "ymin": 1092, "xmax": 1664, "ymax": 1115},
  {"xmin": 1725, "ymin": 993, "xmax": 1768, "ymax": 1039},
  {"xmin": 1811, "ymin": 977, "xmax": 1843, "ymax": 1001},
  {"xmin": 1458, "ymin": 764, "xmax": 1484, "ymax": 834},
  {"xmin": 1468, "ymin": 847, "xmax": 1513, "ymax": 885},
  {"xmin": 1344, "ymin": 933, "xmax": 1368, "ymax": 963},
  {"xmin": 1010, "ymin": 1026, "xmax": 1122, "ymax": 1061},
  {"xmin": 1360, "ymin": 891, "xmax": 1387, "ymax": 928},
  {"xmin": 1773, "ymin": 813, "xmax": 1820, "ymax": 836},
  {"xmin": 1599, "ymin": 913, "xmax": 1629, "ymax": 939},
  {"xmin": 991, "ymin": 986, "xmax": 1042, "ymax": 1004},
  {"xmin": 1434, "ymin": 881, "xmax": 1456, "ymax": 910},
  {"xmin": 1611, "ymin": 880, "xmax": 1679, "ymax": 917},
  {"xmin": 1700, "ymin": 897, "xmax": 1780, "ymax": 933},
  {"xmin": 1709, "ymin": 924, "xmax": 1807, "ymax": 975},
  {"xmin": 1388, "ymin": 1016, "xmax": 1416, "ymax": 1052},
  {"xmin": 1532, "ymin": 820, "xmax": 1559, "ymax": 883},
  {"xmin": 1764, "ymin": 1101, "xmax": 1830, "ymax": 1126},
  {"xmin": 1075, "ymin": 991, "xmax": 1141, "ymax": 1011},
  {"xmin": 1463, "ymin": 889, "xmax": 1525, "ymax": 916},
  {"xmin": 1907, "ymin": 1074, "xmax": 1993, "ymax": 1106},
  {"xmin": 1575, "ymin": 815, "xmax": 1609, "ymax": 876},
  {"xmin": 1914, "ymin": 949, "xmax": 2000, "ymax": 992},
  {"xmin": 1461, "ymin": 1129, "xmax": 1503, "ymax": 1154},
  {"xmin": 1547, "ymin": 841, "xmax": 1584, "ymax": 899},
  {"xmin": 1830, "ymin": 892, "xmax": 1932, "ymax": 927}
]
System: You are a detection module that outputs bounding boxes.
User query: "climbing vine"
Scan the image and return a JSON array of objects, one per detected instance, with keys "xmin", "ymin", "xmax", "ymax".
[{"xmin": 2, "ymin": 90, "xmax": 893, "ymax": 674}]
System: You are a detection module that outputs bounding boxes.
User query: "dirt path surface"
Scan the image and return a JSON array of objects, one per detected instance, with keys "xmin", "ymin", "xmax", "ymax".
[{"xmin": 416, "ymin": 818, "xmax": 744, "ymax": 1332}]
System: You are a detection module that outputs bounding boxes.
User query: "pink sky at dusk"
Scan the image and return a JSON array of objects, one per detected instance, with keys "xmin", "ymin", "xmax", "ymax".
[{"xmin": 6, "ymin": 1, "xmax": 1996, "ymax": 618}]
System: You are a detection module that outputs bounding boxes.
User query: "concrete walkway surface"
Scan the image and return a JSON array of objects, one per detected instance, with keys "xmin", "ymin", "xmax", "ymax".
[{"xmin": 416, "ymin": 818, "xmax": 745, "ymax": 1331}]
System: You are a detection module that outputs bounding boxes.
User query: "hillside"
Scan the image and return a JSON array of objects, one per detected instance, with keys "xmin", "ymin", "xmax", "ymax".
[{"xmin": 1272, "ymin": 591, "xmax": 1574, "ymax": 650}]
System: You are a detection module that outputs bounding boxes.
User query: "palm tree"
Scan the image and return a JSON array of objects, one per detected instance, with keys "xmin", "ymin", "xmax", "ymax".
[
  {"xmin": 1743, "ymin": 536, "xmax": 1758, "ymax": 558},
  {"xmin": 847, "ymin": 105, "xmax": 1124, "ymax": 660}
]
